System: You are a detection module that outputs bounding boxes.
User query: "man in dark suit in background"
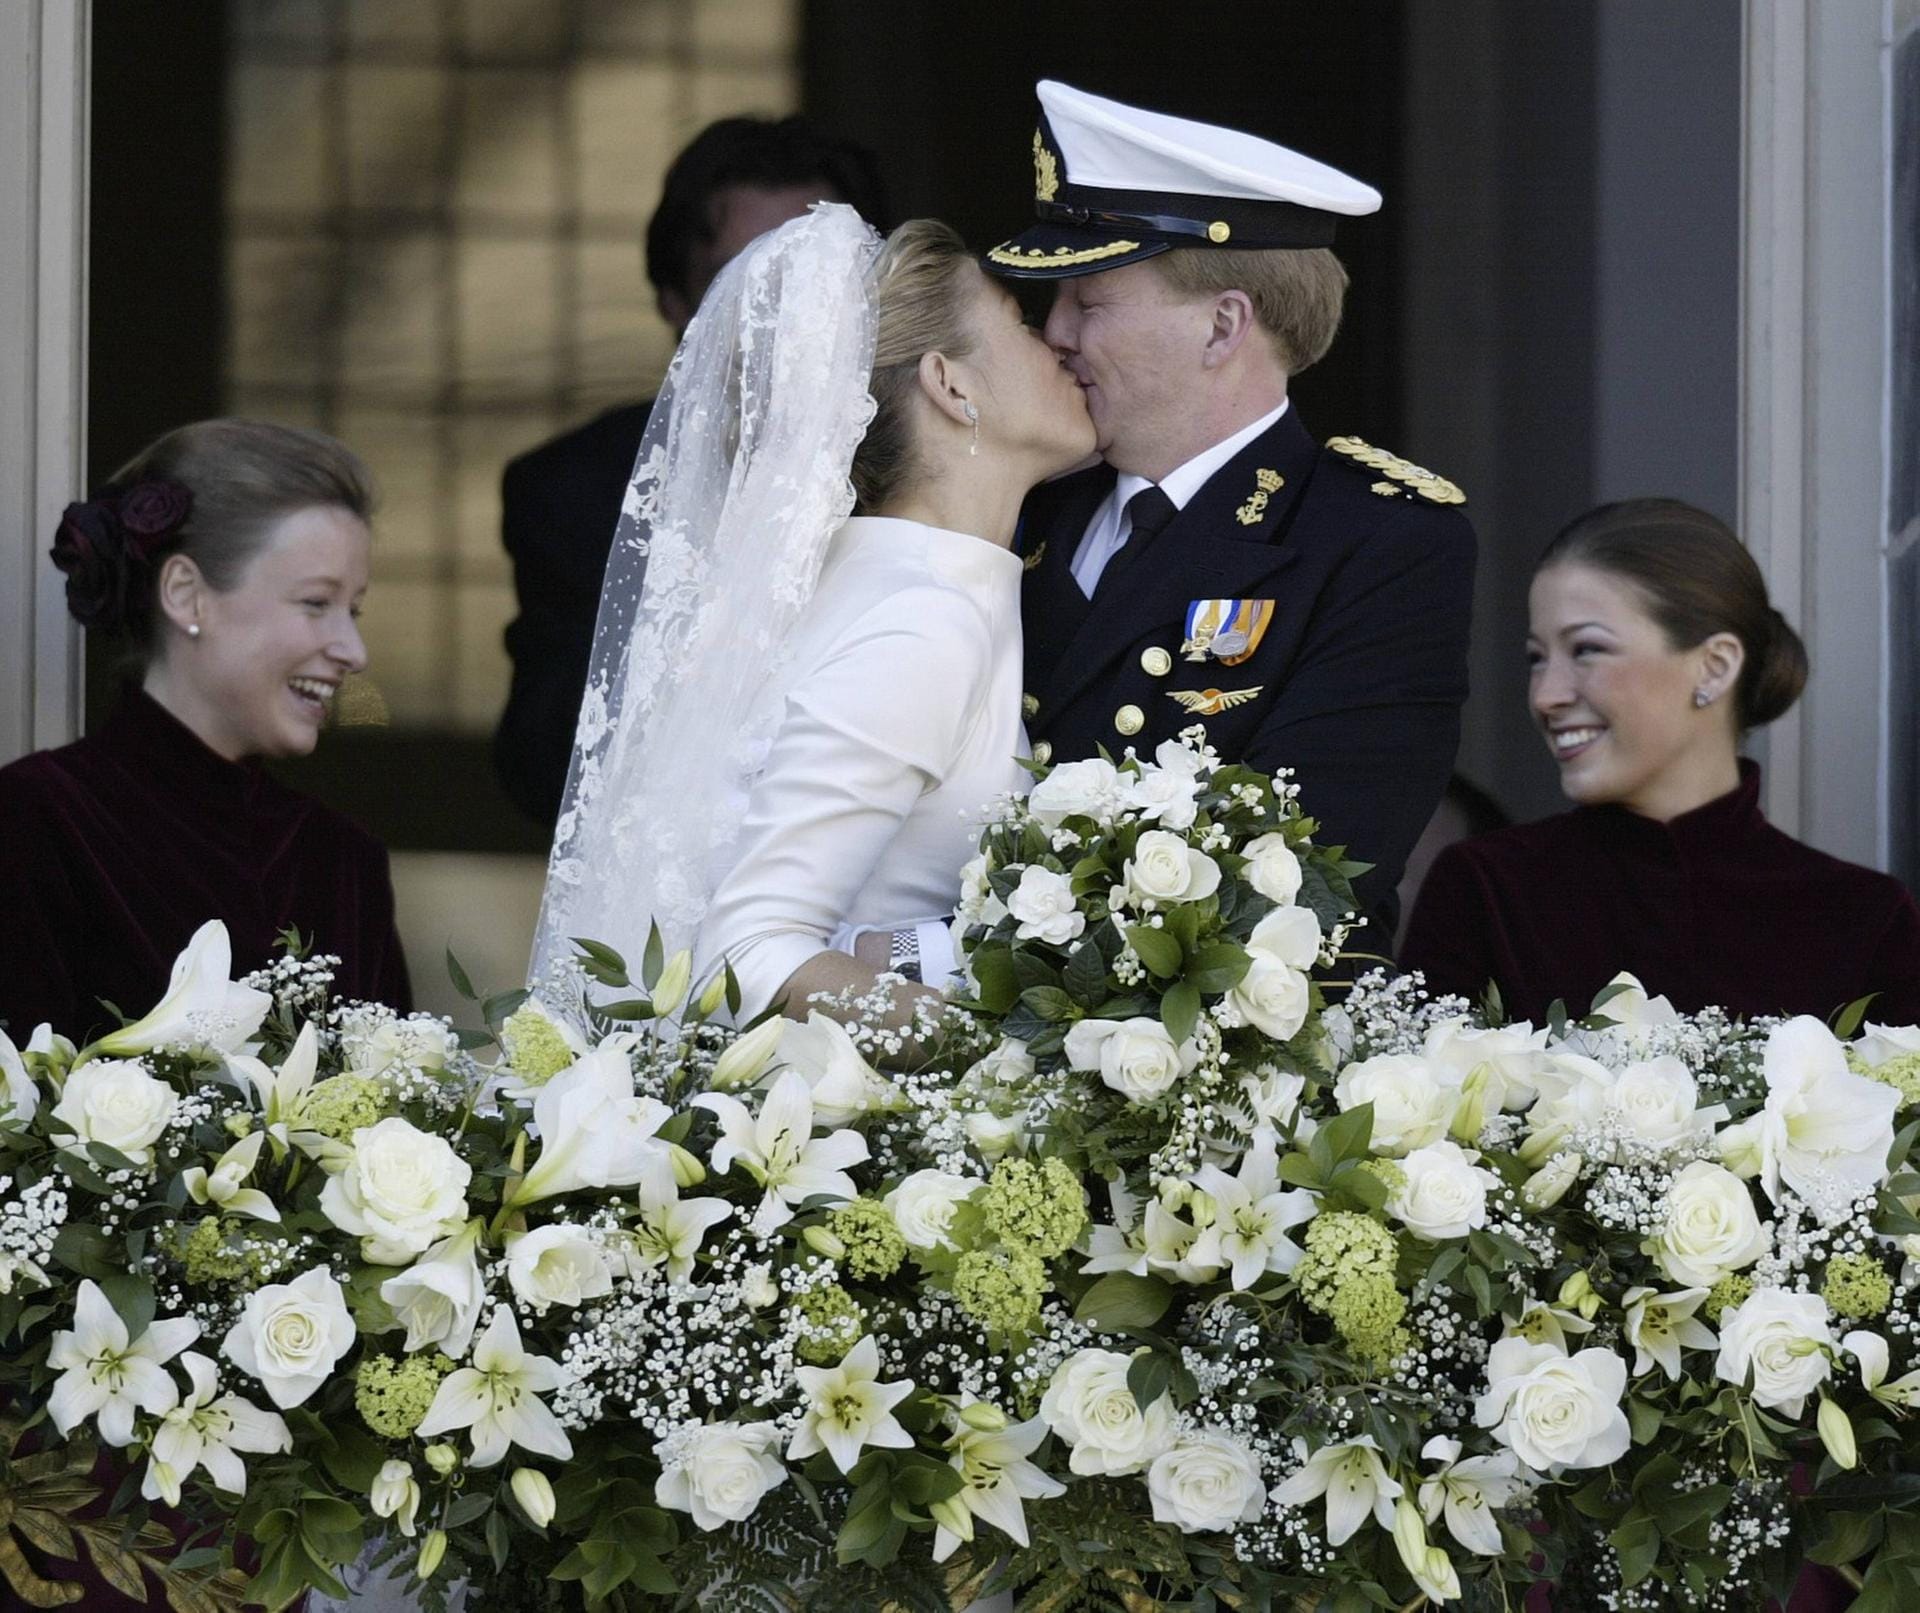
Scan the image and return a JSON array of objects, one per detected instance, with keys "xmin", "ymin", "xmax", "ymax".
[
  {"xmin": 493, "ymin": 117, "xmax": 889, "ymax": 826},
  {"xmin": 989, "ymin": 82, "xmax": 1475, "ymax": 945}
]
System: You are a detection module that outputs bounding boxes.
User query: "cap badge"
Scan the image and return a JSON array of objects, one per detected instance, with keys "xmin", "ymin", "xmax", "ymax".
[
  {"xmin": 1325, "ymin": 435, "xmax": 1467, "ymax": 505},
  {"xmin": 1234, "ymin": 467, "xmax": 1285, "ymax": 526},
  {"xmin": 1032, "ymin": 130, "xmax": 1060, "ymax": 203},
  {"xmin": 1167, "ymin": 685, "xmax": 1264, "ymax": 716},
  {"xmin": 1183, "ymin": 597, "xmax": 1275, "ymax": 665}
]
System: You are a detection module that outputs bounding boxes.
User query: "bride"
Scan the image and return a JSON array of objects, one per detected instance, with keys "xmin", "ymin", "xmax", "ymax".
[{"xmin": 533, "ymin": 205, "xmax": 1093, "ymax": 1016}]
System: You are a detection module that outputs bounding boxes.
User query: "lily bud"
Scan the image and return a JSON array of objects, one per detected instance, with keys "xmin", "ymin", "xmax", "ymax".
[
  {"xmin": 650, "ymin": 950, "xmax": 693, "ymax": 1019},
  {"xmin": 416, "ymin": 1530, "xmax": 448, "ymax": 1580},
  {"xmin": 929, "ymin": 1492, "xmax": 975, "ymax": 1542},
  {"xmin": 1817, "ymin": 1397, "xmax": 1858, "ymax": 1470},
  {"xmin": 695, "ymin": 969, "xmax": 730, "ymax": 1020},
  {"xmin": 669, "ymin": 1142, "xmax": 706, "ymax": 1189},
  {"xmin": 1517, "ymin": 1122, "xmax": 1570, "ymax": 1168},
  {"xmin": 1157, "ymin": 1178, "xmax": 1193, "ymax": 1212},
  {"xmin": 148, "ymin": 1460, "xmax": 182, "ymax": 1508},
  {"xmin": 1449, "ymin": 1067, "xmax": 1491, "ymax": 1143},
  {"xmin": 1522, "ymin": 1151, "xmax": 1583, "ymax": 1211},
  {"xmin": 1186, "ymin": 1190, "xmax": 1218, "ymax": 1231},
  {"xmin": 511, "ymin": 1467, "xmax": 557, "ymax": 1529},
  {"xmin": 422, "ymin": 1442, "xmax": 460, "ymax": 1477},
  {"xmin": 710, "ymin": 1016, "xmax": 785, "ymax": 1092},
  {"xmin": 224, "ymin": 1112, "xmax": 255, "ymax": 1139},
  {"xmin": 1391, "ymin": 1496, "xmax": 1432, "ymax": 1580},
  {"xmin": 803, "ymin": 1225, "xmax": 847, "ymax": 1261},
  {"xmin": 1558, "ymin": 1271, "xmax": 1594, "ymax": 1309},
  {"xmin": 370, "ymin": 1460, "xmax": 422, "ymax": 1537},
  {"xmin": 959, "ymin": 1400, "xmax": 1009, "ymax": 1432},
  {"xmin": 1716, "ymin": 1117, "xmax": 1765, "ymax": 1180}
]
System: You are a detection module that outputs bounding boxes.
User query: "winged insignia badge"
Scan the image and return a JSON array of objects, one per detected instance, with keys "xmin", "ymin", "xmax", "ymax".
[{"xmin": 1166, "ymin": 686, "xmax": 1263, "ymax": 716}]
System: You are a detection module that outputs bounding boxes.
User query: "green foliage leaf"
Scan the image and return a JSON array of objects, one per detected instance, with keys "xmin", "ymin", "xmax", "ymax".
[
  {"xmin": 968, "ymin": 947, "xmax": 1018, "ymax": 1014},
  {"xmin": 1063, "ymin": 939, "xmax": 1111, "ymax": 1009},
  {"xmin": 1183, "ymin": 941, "xmax": 1251, "ymax": 995},
  {"xmin": 1074, "ymin": 1272, "xmax": 1173, "ymax": 1330},
  {"xmin": 1126, "ymin": 924, "xmax": 1183, "ymax": 979},
  {"xmin": 1161, "ymin": 981, "xmax": 1201, "ymax": 1044},
  {"xmin": 1020, "ymin": 986, "xmax": 1080, "ymax": 1023},
  {"xmin": 445, "ymin": 946, "xmax": 477, "ymax": 1000},
  {"xmin": 1126, "ymin": 1351, "xmax": 1174, "ymax": 1411},
  {"xmin": 1609, "ymin": 1512, "xmax": 1660, "ymax": 1588}
]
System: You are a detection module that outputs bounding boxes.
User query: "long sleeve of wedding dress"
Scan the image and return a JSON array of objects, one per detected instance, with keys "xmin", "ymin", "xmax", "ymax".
[{"xmin": 696, "ymin": 517, "xmax": 1026, "ymax": 1016}]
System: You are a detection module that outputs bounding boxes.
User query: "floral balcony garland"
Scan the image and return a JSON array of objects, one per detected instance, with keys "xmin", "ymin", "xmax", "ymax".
[{"xmin": 3, "ymin": 730, "xmax": 1920, "ymax": 1611}]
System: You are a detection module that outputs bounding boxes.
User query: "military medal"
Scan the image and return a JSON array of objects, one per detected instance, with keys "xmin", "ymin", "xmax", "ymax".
[{"xmin": 1182, "ymin": 598, "xmax": 1275, "ymax": 666}]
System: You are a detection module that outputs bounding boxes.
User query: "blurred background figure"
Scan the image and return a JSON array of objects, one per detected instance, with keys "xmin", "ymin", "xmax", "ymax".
[
  {"xmin": 1392, "ymin": 773, "xmax": 1509, "ymax": 957},
  {"xmin": 0, "ymin": 420, "xmax": 409, "ymax": 1045},
  {"xmin": 492, "ymin": 113, "xmax": 890, "ymax": 826}
]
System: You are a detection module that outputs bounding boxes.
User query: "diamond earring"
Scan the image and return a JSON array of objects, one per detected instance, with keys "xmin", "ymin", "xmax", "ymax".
[
  {"xmin": 1692, "ymin": 687, "xmax": 1712, "ymax": 708},
  {"xmin": 963, "ymin": 401, "xmax": 979, "ymax": 456}
]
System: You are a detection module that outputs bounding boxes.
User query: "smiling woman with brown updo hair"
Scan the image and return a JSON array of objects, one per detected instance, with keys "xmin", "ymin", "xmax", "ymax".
[
  {"xmin": 0, "ymin": 419, "xmax": 410, "ymax": 1050},
  {"xmin": 1402, "ymin": 498, "xmax": 1920, "ymax": 1024}
]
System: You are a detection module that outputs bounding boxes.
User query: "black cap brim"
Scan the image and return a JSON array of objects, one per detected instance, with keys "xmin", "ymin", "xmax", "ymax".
[{"xmin": 982, "ymin": 223, "xmax": 1172, "ymax": 280}]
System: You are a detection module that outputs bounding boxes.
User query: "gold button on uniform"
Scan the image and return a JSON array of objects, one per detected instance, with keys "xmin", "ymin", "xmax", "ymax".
[
  {"xmin": 1031, "ymin": 740, "xmax": 1053, "ymax": 765},
  {"xmin": 1139, "ymin": 647, "xmax": 1172, "ymax": 677},
  {"xmin": 1114, "ymin": 704, "xmax": 1145, "ymax": 737},
  {"xmin": 1021, "ymin": 692, "xmax": 1040, "ymax": 718}
]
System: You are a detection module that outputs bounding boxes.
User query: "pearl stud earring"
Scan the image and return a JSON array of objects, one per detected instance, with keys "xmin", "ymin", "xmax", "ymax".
[
  {"xmin": 1692, "ymin": 687, "xmax": 1712, "ymax": 708},
  {"xmin": 187, "ymin": 623, "xmax": 201, "ymax": 640}
]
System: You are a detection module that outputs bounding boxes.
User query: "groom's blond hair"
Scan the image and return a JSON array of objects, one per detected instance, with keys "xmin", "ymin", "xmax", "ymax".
[
  {"xmin": 852, "ymin": 219, "xmax": 978, "ymax": 513},
  {"xmin": 1150, "ymin": 246, "xmax": 1348, "ymax": 376}
]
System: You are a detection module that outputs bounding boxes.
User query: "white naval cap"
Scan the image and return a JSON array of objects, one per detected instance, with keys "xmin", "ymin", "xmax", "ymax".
[{"xmin": 987, "ymin": 80, "xmax": 1383, "ymax": 280}]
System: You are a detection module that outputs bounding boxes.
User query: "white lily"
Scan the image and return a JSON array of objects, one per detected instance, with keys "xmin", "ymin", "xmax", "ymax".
[
  {"xmin": 787, "ymin": 1334, "xmax": 914, "ymax": 1475},
  {"xmin": 1843, "ymin": 1330, "xmax": 1920, "ymax": 1408},
  {"xmin": 1622, "ymin": 1286, "xmax": 1717, "ymax": 1381},
  {"xmin": 380, "ymin": 1220, "xmax": 487, "ymax": 1357},
  {"xmin": 181, "ymin": 1130, "xmax": 279, "ymax": 1223},
  {"xmin": 619, "ymin": 1191, "xmax": 735, "ymax": 1283},
  {"xmin": 930, "ymin": 1404, "xmax": 1064, "ymax": 1562},
  {"xmin": 0, "ymin": 1026, "xmax": 41, "ymax": 1126},
  {"xmin": 92, "ymin": 920, "xmax": 271, "ymax": 1059},
  {"xmin": 1271, "ymin": 1434, "xmax": 1403, "ymax": 1547},
  {"xmin": 1188, "ymin": 1131, "xmax": 1315, "ymax": 1289},
  {"xmin": 415, "ymin": 1307, "xmax": 573, "ymax": 1468},
  {"xmin": 692, "ymin": 1070, "xmax": 867, "ymax": 1231},
  {"xmin": 1141, "ymin": 1199, "xmax": 1222, "ymax": 1285},
  {"xmin": 1417, "ymin": 1436, "xmax": 1527, "ymax": 1557},
  {"xmin": 1752, "ymin": 1016, "xmax": 1899, "ymax": 1221},
  {"xmin": 776, "ymin": 1012, "xmax": 902, "ymax": 1125},
  {"xmin": 140, "ymin": 1351, "xmax": 290, "ymax": 1505},
  {"xmin": 228, "ymin": 1022, "xmax": 323, "ymax": 1155},
  {"xmin": 47, "ymin": 1280, "xmax": 200, "ymax": 1447},
  {"xmin": 509, "ymin": 1041, "xmax": 674, "ymax": 1207}
]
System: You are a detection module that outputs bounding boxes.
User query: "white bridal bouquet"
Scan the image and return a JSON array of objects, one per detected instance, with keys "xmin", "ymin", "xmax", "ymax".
[{"xmin": 4, "ymin": 731, "xmax": 1920, "ymax": 1611}]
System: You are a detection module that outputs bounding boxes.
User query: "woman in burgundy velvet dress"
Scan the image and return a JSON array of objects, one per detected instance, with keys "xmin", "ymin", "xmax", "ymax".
[
  {"xmin": 1402, "ymin": 498, "xmax": 1920, "ymax": 1027},
  {"xmin": 0, "ymin": 419, "xmax": 410, "ymax": 1053}
]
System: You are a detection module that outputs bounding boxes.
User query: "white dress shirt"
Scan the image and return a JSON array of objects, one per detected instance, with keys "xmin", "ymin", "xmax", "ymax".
[
  {"xmin": 1069, "ymin": 398, "xmax": 1292, "ymax": 596},
  {"xmin": 696, "ymin": 517, "xmax": 1026, "ymax": 1015}
]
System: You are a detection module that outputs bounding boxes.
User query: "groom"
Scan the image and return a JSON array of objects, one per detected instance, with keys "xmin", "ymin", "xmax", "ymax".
[{"xmin": 987, "ymin": 82, "xmax": 1475, "ymax": 943}]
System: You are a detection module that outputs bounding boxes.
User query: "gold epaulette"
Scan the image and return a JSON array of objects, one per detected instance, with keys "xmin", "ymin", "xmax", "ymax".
[{"xmin": 1324, "ymin": 435, "xmax": 1467, "ymax": 506}]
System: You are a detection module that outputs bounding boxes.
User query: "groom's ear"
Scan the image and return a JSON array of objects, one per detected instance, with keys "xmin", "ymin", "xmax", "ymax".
[
  {"xmin": 1199, "ymin": 290, "xmax": 1259, "ymax": 371},
  {"xmin": 915, "ymin": 350, "xmax": 972, "ymax": 427}
]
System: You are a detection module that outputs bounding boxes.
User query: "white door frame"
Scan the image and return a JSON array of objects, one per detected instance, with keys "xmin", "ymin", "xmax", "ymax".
[
  {"xmin": 0, "ymin": 0, "xmax": 89, "ymax": 765},
  {"xmin": 1740, "ymin": 0, "xmax": 1896, "ymax": 867}
]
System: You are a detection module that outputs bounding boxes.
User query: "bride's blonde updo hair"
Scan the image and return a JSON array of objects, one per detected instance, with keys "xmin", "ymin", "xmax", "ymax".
[{"xmin": 850, "ymin": 219, "xmax": 980, "ymax": 512}]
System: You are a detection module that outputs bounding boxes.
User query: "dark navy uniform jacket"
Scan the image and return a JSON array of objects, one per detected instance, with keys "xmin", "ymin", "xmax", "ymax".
[{"xmin": 1020, "ymin": 405, "xmax": 1475, "ymax": 943}]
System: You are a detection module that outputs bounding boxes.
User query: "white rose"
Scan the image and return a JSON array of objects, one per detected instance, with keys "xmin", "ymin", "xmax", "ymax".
[
  {"xmin": 954, "ymin": 854, "xmax": 1008, "ymax": 931},
  {"xmin": 969, "ymin": 1037, "xmax": 1035, "ymax": 1087},
  {"xmin": 1146, "ymin": 1431, "xmax": 1266, "ymax": 1532},
  {"xmin": 962, "ymin": 1108, "xmax": 1023, "ymax": 1161},
  {"xmin": 0, "ymin": 1027, "xmax": 43, "ymax": 1127},
  {"xmin": 1005, "ymin": 866, "xmax": 1086, "ymax": 946},
  {"xmin": 1647, "ymin": 1161, "xmax": 1768, "ymax": 1288},
  {"xmin": 319, "ymin": 1116, "xmax": 472, "ymax": 1263},
  {"xmin": 1126, "ymin": 766, "xmax": 1200, "ymax": 832},
  {"xmin": 1609, "ymin": 1057, "xmax": 1723, "ymax": 1149},
  {"xmin": 655, "ymin": 1421, "xmax": 787, "ymax": 1530},
  {"xmin": 1028, "ymin": 758, "xmax": 1125, "ymax": 826},
  {"xmin": 1526, "ymin": 1053, "xmax": 1617, "ymax": 1136},
  {"xmin": 221, "ymin": 1266, "xmax": 356, "ymax": 1409},
  {"xmin": 1715, "ymin": 1287, "xmax": 1835, "ymax": 1416},
  {"xmin": 1065, "ymin": 1017, "xmax": 1196, "ymax": 1103},
  {"xmin": 345, "ymin": 1015, "xmax": 451, "ymax": 1079},
  {"xmin": 1227, "ymin": 953, "xmax": 1310, "ymax": 1041},
  {"xmin": 740, "ymin": 1263, "xmax": 780, "ymax": 1310},
  {"xmin": 1422, "ymin": 1019, "xmax": 1548, "ymax": 1112},
  {"xmin": 1123, "ymin": 831, "xmax": 1222, "ymax": 906},
  {"xmin": 1473, "ymin": 1337, "xmax": 1630, "ymax": 1472},
  {"xmin": 1240, "ymin": 833, "xmax": 1302, "ymax": 906},
  {"xmin": 50, "ymin": 1058, "xmax": 177, "ymax": 1167},
  {"xmin": 1854, "ymin": 1023, "xmax": 1920, "ymax": 1069},
  {"xmin": 883, "ymin": 1170, "xmax": 979, "ymax": 1251},
  {"xmin": 1332, "ymin": 1054, "xmax": 1459, "ymax": 1156},
  {"xmin": 1247, "ymin": 904, "xmax": 1322, "ymax": 970},
  {"xmin": 1040, "ymin": 1348, "xmax": 1176, "ymax": 1476},
  {"xmin": 1151, "ymin": 738, "xmax": 1208, "ymax": 778},
  {"xmin": 507, "ymin": 1224, "xmax": 614, "ymax": 1310},
  {"xmin": 1390, "ymin": 1140, "xmax": 1496, "ymax": 1242}
]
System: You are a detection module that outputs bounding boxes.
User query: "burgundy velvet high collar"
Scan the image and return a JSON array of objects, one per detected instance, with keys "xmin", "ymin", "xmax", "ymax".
[
  {"xmin": 1578, "ymin": 757, "xmax": 1767, "ymax": 862},
  {"xmin": 102, "ymin": 683, "xmax": 269, "ymax": 804}
]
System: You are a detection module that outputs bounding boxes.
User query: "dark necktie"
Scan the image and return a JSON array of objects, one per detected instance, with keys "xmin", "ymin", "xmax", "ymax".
[{"xmin": 1096, "ymin": 484, "xmax": 1178, "ymax": 598}]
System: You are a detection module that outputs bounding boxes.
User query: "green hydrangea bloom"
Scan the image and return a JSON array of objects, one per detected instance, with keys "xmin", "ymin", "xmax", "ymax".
[
  {"xmin": 502, "ymin": 1005, "xmax": 578, "ymax": 1087},
  {"xmin": 794, "ymin": 1283, "xmax": 866, "ymax": 1364},
  {"xmin": 176, "ymin": 1217, "xmax": 252, "ymax": 1285},
  {"xmin": 825, "ymin": 1198, "xmax": 907, "ymax": 1280},
  {"xmin": 1705, "ymin": 1272, "xmax": 1755, "ymax": 1322},
  {"xmin": 1851, "ymin": 1050, "xmax": 1920, "ymax": 1108},
  {"xmin": 1357, "ymin": 1158, "xmax": 1408, "ymax": 1195},
  {"xmin": 952, "ymin": 1248, "xmax": 1047, "ymax": 1336},
  {"xmin": 298, "ymin": 1073, "xmax": 386, "ymax": 1141},
  {"xmin": 1293, "ymin": 1211, "xmax": 1408, "ymax": 1367},
  {"xmin": 355, "ymin": 1352, "xmax": 455, "ymax": 1438},
  {"xmin": 1823, "ymin": 1252, "xmax": 1893, "ymax": 1320},
  {"xmin": 979, "ymin": 1158, "xmax": 1086, "ymax": 1258}
]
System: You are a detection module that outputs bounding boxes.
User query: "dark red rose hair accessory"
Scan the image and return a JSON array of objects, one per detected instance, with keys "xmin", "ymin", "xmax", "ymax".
[
  {"xmin": 48, "ymin": 478, "xmax": 194, "ymax": 632},
  {"xmin": 112, "ymin": 478, "xmax": 194, "ymax": 555}
]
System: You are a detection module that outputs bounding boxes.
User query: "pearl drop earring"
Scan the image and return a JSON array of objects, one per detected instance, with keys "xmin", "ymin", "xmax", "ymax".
[
  {"xmin": 963, "ymin": 401, "xmax": 979, "ymax": 456},
  {"xmin": 1692, "ymin": 687, "xmax": 1712, "ymax": 708}
]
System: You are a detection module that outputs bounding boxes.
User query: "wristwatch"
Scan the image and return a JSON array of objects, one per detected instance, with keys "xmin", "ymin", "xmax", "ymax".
[{"xmin": 888, "ymin": 928, "xmax": 923, "ymax": 983}]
